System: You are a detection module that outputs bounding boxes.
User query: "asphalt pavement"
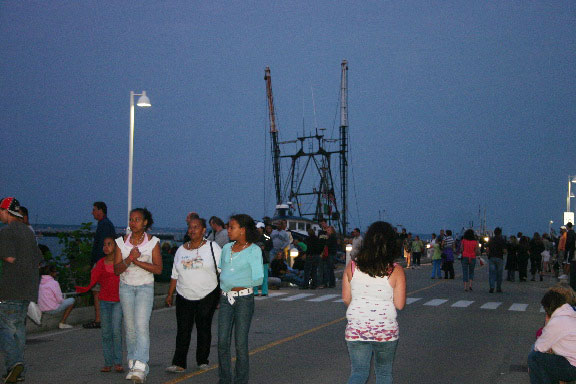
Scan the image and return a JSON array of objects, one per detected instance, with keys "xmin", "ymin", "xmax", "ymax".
[{"xmin": 18, "ymin": 262, "xmax": 554, "ymax": 383}]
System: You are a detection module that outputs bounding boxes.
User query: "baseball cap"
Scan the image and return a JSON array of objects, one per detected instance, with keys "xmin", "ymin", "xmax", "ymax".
[
  {"xmin": 256, "ymin": 222, "xmax": 265, "ymax": 229},
  {"xmin": 0, "ymin": 197, "xmax": 24, "ymax": 218}
]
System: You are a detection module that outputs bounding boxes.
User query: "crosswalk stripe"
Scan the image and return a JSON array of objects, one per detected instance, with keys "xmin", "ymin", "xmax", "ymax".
[
  {"xmin": 254, "ymin": 292, "xmax": 288, "ymax": 300},
  {"xmin": 280, "ymin": 293, "xmax": 315, "ymax": 301},
  {"xmin": 406, "ymin": 298, "xmax": 422, "ymax": 305},
  {"xmin": 452, "ymin": 300, "xmax": 474, "ymax": 308},
  {"xmin": 480, "ymin": 302, "xmax": 502, "ymax": 310},
  {"xmin": 307, "ymin": 294, "xmax": 340, "ymax": 302},
  {"xmin": 509, "ymin": 303, "xmax": 528, "ymax": 312},
  {"xmin": 423, "ymin": 299, "xmax": 448, "ymax": 306}
]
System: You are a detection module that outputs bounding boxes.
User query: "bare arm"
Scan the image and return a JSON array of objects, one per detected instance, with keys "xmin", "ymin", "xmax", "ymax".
[
  {"xmin": 165, "ymin": 278, "xmax": 177, "ymax": 307},
  {"xmin": 113, "ymin": 244, "xmax": 127, "ymax": 276},
  {"xmin": 342, "ymin": 262, "xmax": 353, "ymax": 306},
  {"xmin": 390, "ymin": 264, "xmax": 406, "ymax": 310},
  {"xmin": 3, "ymin": 257, "xmax": 15, "ymax": 263},
  {"xmin": 132, "ymin": 243, "xmax": 163, "ymax": 274}
]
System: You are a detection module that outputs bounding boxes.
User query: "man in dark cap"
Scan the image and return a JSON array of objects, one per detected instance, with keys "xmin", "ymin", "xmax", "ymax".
[{"xmin": 0, "ymin": 197, "xmax": 42, "ymax": 382}]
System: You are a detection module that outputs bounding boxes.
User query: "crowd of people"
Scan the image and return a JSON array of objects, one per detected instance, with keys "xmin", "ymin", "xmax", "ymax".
[{"xmin": 1, "ymin": 195, "xmax": 575, "ymax": 383}]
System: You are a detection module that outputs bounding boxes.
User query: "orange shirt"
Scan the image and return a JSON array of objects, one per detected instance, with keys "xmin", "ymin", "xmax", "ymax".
[{"xmin": 558, "ymin": 232, "xmax": 567, "ymax": 251}]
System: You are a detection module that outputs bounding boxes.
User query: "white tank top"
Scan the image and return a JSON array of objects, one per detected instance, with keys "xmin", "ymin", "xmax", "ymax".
[
  {"xmin": 345, "ymin": 266, "xmax": 399, "ymax": 342},
  {"xmin": 116, "ymin": 235, "xmax": 159, "ymax": 286}
]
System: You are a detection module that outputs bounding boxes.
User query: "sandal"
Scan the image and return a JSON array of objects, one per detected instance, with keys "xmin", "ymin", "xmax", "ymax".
[
  {"xmin": 114, "ymin": 364, "xmax": 124, "ymax": 373},
  {"xmin": 100, "ymin": 366, "xmax": 112, "ymax": 373},
  {"xmin": 82, "ymin": 321, "xmax": 101, "ymax": 329}
]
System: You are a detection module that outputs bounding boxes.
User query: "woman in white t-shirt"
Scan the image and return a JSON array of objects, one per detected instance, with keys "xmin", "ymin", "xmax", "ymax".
[
  {"xmin": 165, "ymin": 217, "xmax": 222, "ymax": 373},
  {"xmin": 114, "ymin": 208, "xmax": 162, "ymax": 383}
]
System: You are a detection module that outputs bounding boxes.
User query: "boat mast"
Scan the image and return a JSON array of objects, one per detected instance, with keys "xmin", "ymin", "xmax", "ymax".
[
  {"xmin": 265, "ymin": 67, "xmax": 282, "ymax": 205},
  {"xmin": 339, "ymin": 60, "xmax": 349, "ymax": 235}
]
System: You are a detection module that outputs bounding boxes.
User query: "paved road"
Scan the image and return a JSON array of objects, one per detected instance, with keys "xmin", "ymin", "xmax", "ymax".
[{"xmin": 20, "ymin": 263, "xmax": 552, "ymax": 383}]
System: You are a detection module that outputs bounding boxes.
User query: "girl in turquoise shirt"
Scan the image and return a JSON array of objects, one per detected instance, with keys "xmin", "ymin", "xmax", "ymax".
[{"xmin": 217, "ymin": 214, "xmax": 263, "ymax": 384}]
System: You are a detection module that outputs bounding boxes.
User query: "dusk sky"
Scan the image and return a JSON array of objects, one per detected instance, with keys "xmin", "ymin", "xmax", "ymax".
[{"xmin": 1, "ymin": 1, "xmax": 575, "ymax": 235}]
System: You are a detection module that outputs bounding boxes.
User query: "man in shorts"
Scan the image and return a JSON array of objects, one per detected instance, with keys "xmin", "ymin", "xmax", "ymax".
[{"xmin": 83, "ymin": 202, "xmax": 115, "ymax": 329}]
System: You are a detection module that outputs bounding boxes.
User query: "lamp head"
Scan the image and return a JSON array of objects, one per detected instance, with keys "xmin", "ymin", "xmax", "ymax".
[{"xmin": 137, "ymin": 91, "xmax": 151, "ymax": 107}]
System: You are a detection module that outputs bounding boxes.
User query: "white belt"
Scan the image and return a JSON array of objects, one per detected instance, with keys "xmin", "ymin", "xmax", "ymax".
[{"xmin": 222, "ymin": 288, "xmax": 253, "ymax": 305}]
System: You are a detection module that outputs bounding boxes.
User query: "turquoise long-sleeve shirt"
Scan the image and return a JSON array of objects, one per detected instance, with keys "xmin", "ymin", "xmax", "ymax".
[{"xmin": 219, "ymin": 242, "xmax": 264, "ymax": 292}]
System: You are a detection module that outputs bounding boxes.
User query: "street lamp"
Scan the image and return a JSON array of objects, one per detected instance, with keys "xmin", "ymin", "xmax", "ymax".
[
  {"xmin": 549, "ymin": 220, "xmax": 554, "ymax": 235},
  {"xmin": 567, "ymin": 176, "xmax": 576, "ymax": 212},
  {"xmin": 128, "ymin": 90, "xmax": 152, "ymax": 228}
]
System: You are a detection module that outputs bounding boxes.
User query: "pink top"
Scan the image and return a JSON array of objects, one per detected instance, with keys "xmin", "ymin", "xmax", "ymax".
[
  {"xmin": 124, "ymin": 232, "xmax": 149, "ymax": 247},
  {"xmin": 535, "ymin": 304, "xmax": 576, "ymax": 367},
  {"xmin": 461, "ymin": 239, "xmax": 478, "ymax": 259},
  {"xmin": 38, "ymin": 275, "xmax": 63, "ymax": 312}
]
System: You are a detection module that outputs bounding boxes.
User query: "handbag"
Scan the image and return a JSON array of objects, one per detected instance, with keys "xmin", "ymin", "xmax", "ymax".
[{"xmin": 27, "ymin": 302, "xmax": 42, "ymax": 325}]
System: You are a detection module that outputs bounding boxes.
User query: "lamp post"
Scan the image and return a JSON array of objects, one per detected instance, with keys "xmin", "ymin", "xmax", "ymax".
[
  {"xmin": 565, "ymin": 176, "xmax": 576, "ymax": 226},
  {"xmin": 549, "ymin": 220, "xmax": 553, "ymax": 236},
  {"xmin": 128, "ymin": 91, "xmax": 152, "ymax": 228}
]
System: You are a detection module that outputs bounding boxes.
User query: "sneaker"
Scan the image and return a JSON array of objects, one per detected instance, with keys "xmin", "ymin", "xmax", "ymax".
[
  {"xmin": 559, "ymin": 274, "xmax": 568, "ymax": 280},
  {"xmin": 130, "ymin": 370, "xmax": 145, "ymax": 383},
  {"xmin": 165, "ymin": 365, "xmax": 185, "ymax": 373},
  {"xmin": 4, "ymin": 363, "xmax": 24, "ymax": 383},
  {"xmin": 59, "ymin": 323, "xmax": 73, "ymax": 329},
  {"xmin": 197, "ymin": 364, "xmax": 209, "ymax": 370},
  {"xmin": 125, "ymin": 370, "xmax": 134, "ymax": 380}
]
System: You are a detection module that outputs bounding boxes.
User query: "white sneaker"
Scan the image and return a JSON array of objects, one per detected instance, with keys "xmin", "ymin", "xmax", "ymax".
[
  {"xmin": 125, "ymin": 370, "xmax": 134, "ymax": 380},
  {"xmin": 130, "ymin": 370, "xmax": 145, "ymax": 383},
  {"xmin": 197, "ymin": 364, "xmax": 209, "ymax": 370},
  {"xmin": 559, "ymin": 274, "xmax": 568, "ymax": 280},
  {"xmin": 165, "ymin": 365, "xmax": 185, "ymax": 373},
  {"xmin": 59, "ymin": 323, "xmax": 73, "ymax": 329}
]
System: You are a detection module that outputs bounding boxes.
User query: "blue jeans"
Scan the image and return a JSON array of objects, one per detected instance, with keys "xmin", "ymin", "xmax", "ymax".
[
  {"xmin": 320, "ymin": 255, "xmax": 336, "ymax": 287},
  {"xmin": 119, "ymin": 282, "xmax": 154, "ymax": 373},
  {"xmin": 431, "ymin": 260, "xmax": 442, "ymax": 278},
  {"xmin": 254, "ymin": 264, "xmax": 269, "ymax": 295},
  {"xmin": 0, "ymin": 301, "xmax": 28, "ymax": 373},
  {"xmin": 347, "ymin": 339, "xmax": 398, "ymax": 384},
  {"xmin": 100, "ymin": 300, "xmax": 123, "ymax": 366},
  {"xmin": 461, "ymin": 257, "xmax": 476, "ymax": 282},
  {"xmin": 282, "ymin": 272, "xmax": 303, "ymax": 286},
  {"xmin": 44, "ymin": 298, "xmax": 75, "ymax": 315},
  {"xmin": 528, "ymin": 350, "xmax": 576, "ymax": 383},
  {"xmin": 218, "ymin": 294, "xmax": 254, "ymax": 384},
  {"xmin": 489, "ymin": 258, "xmax": 504, "ymax": 290}
]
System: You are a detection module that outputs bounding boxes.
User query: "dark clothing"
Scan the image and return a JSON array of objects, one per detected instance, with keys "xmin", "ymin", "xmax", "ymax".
[
  {"xmin": 442, "ymin": 261, "xmax": 455, "ymax": 279},
  {"xmin": 303, "ymin": 254, "xmax": 320, "ymax": 288},
  {"xmin": 305, "ymin": 235, "xmax": 325, "ymax": 256},
  {"xmin": 517, "ymin": 240, "xmax": 530, "ymax": 281},
  {"xmin": 529, "ymin": 239, "xmax": 545, "ymax": 276},
  {"xmin": 270, "ymin": 259, "xmax": 286, "ymax": 278},
  {"xmin": 255, "ymin": 234, "xmax": 272, "ymax": 265},
  {"xmin": 91, "ymin": 217, "xmax": 116, "ymax": 265},
  {"xmin": 505, "ymin": 242, "xmax": 518, "ymax": 281},
  {"xmin": 172, "ymin": 291, "xmax": 218, "ymax": 368},
  {"xmin": 0, "ymin": 221, "xmax": 42, "ymax": 301},
  {"xmin": 488, "ymin": 235, "xmax": 507, "ymax": 259},
  {"xmin": 566, "ymin": 229, "xmax": 576, "ymax": 251}
]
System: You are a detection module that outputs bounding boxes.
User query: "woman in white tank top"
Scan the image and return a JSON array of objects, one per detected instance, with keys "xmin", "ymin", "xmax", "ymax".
[
  {"xmin": 342, "ymin": 221, "xmax": 406, "ymax": 384},
  {"xmin": 114, "ymin": 208, "xmax": 162, "ymax": 383}
]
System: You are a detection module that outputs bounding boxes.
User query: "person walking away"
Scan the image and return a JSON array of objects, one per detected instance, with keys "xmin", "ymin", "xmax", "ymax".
[
  {"xmin": 322, "ymin": 226, "xmax": 338, "ymax": 288},
  {"xmin": 487, "ymin": 227, "xmax": 506, "ymax": 293},
  {"xmin": 541, "ymin": 233, "xmax": 553, "ymax": 274},
  {"xmin": 403, "ymin": 233, "xmax": 412, "ymax": 269},
  {"xmin": 254, "ymin": 223, "xmax": 272, "ymax": 296},
  {"xmin": 208, "ymin": 216, "xmax": 230, "ymax": 249},
  {"xmin": 505, "ymin": 236, "xmax": 518, "ymax": 282},
  {"xmin": 558, "ymin": 227, "xmax": 567, "ymax": 279},
  {"xmin": 165, "ymin": 217, "xmax": 221, "ymax": 373},
  {"xmin": 517, "ymin": 236, "xmax": 531, "ymax": 282},
  {"xmin": 114, "ymin": 208, "xmax": 162, "ymax": 383},
  {"xmin": 460, "ymin": 229, "xmax": 479, "ymax": 291},
  {"xmin": 342, "ymin": 221, "xmax": 406, "ymax": 384},
  {"xmin": 442, "ymin": 230, "xmax": 455, "ymax": 279},
  {"xmin": 529, "ymin": 233, "xmax": 545, "ymax": 282},
  {"xmin": 85, "ymin": 201, "xmax": 116, "ymax": 329},
  {"xmin": 217, "ymin": 214, "xmax": 263, "ymax": 384},
  {"xmin": 528, "ymin": 290, "xmax": 576, "ymax": 383},
  {"xmin": 37, "ymin": 265, "xmax": 76, "ymax": 328},
  {"xmin": 410, "ymin": 235, "xmax": 424, "ymax": 269},
  {"xmin": 0, "ymin": 197, "xmax": 42, "ymax": 383},
  {"xmin": 303, "ymin": 228, "xmax": 323, "ymax": 289},
  {"xmin": 75, "ymin": 236, "xmax": 123, "ymax": 373},
  {"xmin": 430, "ymin": 239, "xmax": 443, "ymax": 279},
  {"xmin": 564, "ymin": 222, "xmax": 576, "ymax": 279}
]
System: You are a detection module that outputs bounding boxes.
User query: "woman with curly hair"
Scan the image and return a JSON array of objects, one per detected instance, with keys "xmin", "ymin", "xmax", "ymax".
[{"xmin": 342, "ymin": 221, "xmax": 406, "ymax": 384}]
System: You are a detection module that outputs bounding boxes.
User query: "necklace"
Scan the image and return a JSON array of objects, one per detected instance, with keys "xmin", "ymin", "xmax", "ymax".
[
  {"xmin": 131, "ymin": 232, "xmax": 145, "ymax": 246},
  {"xmin": 230, "ymin": 241, "xmax": 250, "ymax": 261},
  {"xmin": 186, "ymin": 239, "xmax": 205, "ymax": 250}
]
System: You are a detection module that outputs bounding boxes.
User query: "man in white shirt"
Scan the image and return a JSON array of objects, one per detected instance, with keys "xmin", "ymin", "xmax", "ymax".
[{"xmin": 350, "ymin": 228, "xmax": 363, "ymax": 261}]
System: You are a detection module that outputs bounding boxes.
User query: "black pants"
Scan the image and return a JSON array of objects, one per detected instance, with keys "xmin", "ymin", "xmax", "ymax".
[
  {"xmin": 172, "ymin": 290, "xmax": 218, "ymax": 368},
  {"xmin": 443, "ymin": 261, "xmax": 454, "ymax": 278},
  {"xmin": 412, "ymin": 252, "xmax": 422, "ymax": 266},
  {"xmin": 303, "ymin": 255, "xmax": 320, "ymax": 288},
  {"xmin": 518, "ymin": 256, "xmax": 529, "ymax": 280},
  {"xmin": 530, "ymin": 254, "xmax": 542, "ymax": 276}
]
